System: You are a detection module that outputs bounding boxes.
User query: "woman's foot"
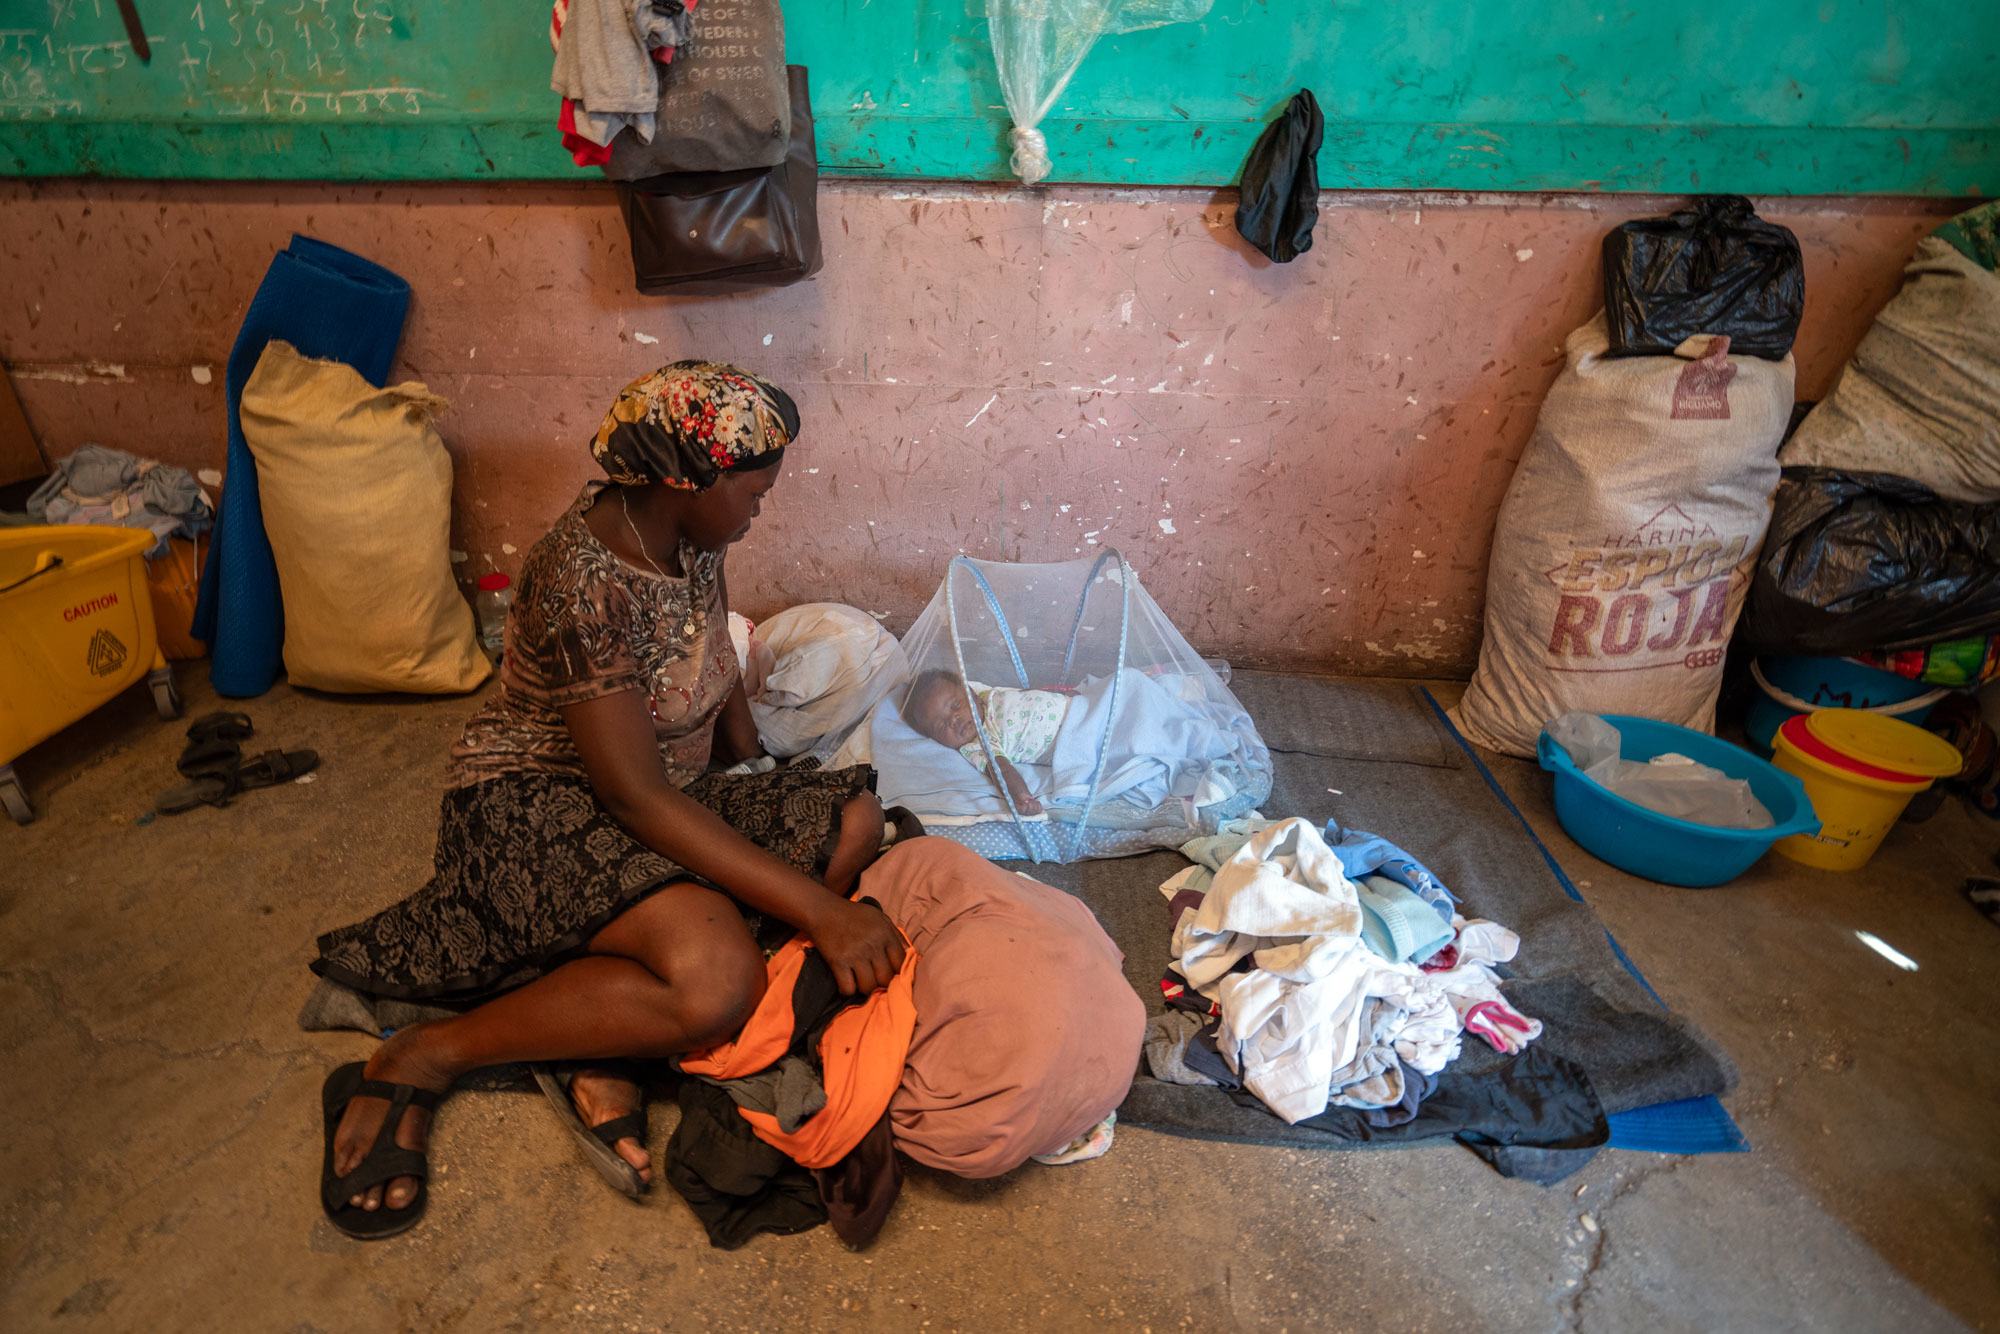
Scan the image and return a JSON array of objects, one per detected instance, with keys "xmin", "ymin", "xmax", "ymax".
[
  {"xmin": 330, "ymin": 1026, "xmax": 453, "ymax": 1215},
  {"xmin": 566, "ymin": 1067, "xmax": 652, "ymax": 1186}
]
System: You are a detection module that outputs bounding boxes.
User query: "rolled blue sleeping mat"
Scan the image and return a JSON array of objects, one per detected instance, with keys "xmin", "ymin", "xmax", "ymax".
[{"xmin": 192, "ymin": 235, "xmax": 412, "ymax": 698}]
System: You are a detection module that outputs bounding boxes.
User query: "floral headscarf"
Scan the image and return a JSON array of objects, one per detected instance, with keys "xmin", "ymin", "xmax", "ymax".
[{"xmin": 590, "ymin": 361, "xmax": 800, "ymax": 491}]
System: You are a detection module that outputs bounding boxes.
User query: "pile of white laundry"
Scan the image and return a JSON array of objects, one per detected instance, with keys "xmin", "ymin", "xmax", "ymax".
[{"xmin": 1159, "ymin": 818, "xmax": 1543, "ymax": 1124}]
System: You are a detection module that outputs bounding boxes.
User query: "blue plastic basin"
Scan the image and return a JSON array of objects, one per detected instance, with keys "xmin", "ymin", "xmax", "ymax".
[{"xmin": 1537, "ymin": 715, "xmax": 1821, "ymax": 888}]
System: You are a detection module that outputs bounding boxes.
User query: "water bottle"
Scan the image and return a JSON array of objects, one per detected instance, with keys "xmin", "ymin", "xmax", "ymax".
[{"xmin": 475, "ymin": 572, "xmax": 513, "ymax": 660}]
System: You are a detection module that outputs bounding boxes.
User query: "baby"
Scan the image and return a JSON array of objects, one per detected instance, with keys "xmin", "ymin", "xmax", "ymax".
[{"xmin": 903, "ymin": 669, "xmax": 1070, "ymax": 816}]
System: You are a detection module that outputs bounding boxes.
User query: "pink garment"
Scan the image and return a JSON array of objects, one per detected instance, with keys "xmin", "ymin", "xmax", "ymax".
[
  {"xmin": 1461, "ymin": 998, "xmax": 1541, "ymax": 1054},
  {"xmin": 861, "ymin": 838, "xmax": 1145, "ymax": 1179}
]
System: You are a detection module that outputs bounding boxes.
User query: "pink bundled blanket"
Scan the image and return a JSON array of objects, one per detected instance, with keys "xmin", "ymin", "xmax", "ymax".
[{"xmin": 860, "ymin": 838, "xmax": 1144, "ymax": 1177}]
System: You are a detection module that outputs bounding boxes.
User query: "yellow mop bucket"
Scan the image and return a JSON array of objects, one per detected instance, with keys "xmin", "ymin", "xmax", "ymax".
[
  {"xmin": 0, "ymin": 524, "xmax": 184, "ymax": 824},
  {"xmin": 1770, "ymin": 710, "xmax": 1963, "ymax": 871}
]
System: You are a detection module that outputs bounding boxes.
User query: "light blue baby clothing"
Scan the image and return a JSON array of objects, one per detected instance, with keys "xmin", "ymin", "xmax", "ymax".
[{"xmin": 1354, "ymin": 875, "xmax": 1455, "ymax": 965}]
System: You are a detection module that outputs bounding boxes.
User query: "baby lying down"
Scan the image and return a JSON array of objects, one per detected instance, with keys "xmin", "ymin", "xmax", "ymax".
[
  {"xmin": 904, "ymin": 669, "xmax": 1065, "ymax": 815},
  {"xmin": 902, "ymin": 665, "xmax": 1254, "ymax": 820}
]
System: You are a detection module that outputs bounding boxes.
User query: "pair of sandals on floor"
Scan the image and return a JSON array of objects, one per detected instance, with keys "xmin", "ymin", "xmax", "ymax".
[
  {"xmin": 156, "ymin": 712, "xmax": 318, "ymax": 814},
  {"xmin": 319, "ymin": 804, "xmax": 929, "ymax": 1240}
]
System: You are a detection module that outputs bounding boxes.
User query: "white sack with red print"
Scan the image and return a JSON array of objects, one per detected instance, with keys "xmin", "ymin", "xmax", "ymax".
[{"xmin": 1451, "ymin": 313, "xmax": 1794, "ymax": 757}]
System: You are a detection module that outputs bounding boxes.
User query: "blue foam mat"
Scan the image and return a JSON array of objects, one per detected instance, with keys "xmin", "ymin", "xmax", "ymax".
[
  {"xmin": 192, "ymin": 235, "xmax": 411, "ymax": 698},
  {"xmin": 1421, "ymin": 688, "xmax": 1751, "ymax": 1157},
  {"xmin": 1607, "ymin": 1096, "xmax": 1750, "ymax": 1154}
]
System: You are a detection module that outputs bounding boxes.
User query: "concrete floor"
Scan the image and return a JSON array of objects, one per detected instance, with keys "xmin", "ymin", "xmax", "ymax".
[{"xmin": 2, "ymin": 672, "xmax": 1995, "ymax": 1332}]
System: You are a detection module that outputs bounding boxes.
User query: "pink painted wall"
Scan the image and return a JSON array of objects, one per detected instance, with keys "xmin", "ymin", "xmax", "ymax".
[{"xmin": 0, "ymin": 180, "xmax": 1959, "ymax": 674}]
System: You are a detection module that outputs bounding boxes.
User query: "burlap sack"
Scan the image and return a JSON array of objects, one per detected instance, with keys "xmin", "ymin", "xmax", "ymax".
[
  {"xmin": 1452, "ymin": 314, "xmax": 1793, "ymax": 756},
  {"xmin": 1780, "ymin": 236, "xmax": 2000, "ymax": 503},
  {"xmin": 239, "ymin": 341, "xmax": 491, "ymax": 695}
]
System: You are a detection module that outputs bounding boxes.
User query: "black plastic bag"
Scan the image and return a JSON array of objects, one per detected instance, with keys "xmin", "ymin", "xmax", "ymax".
[
  {"xmin": 1603, "ymin": 195, "xmax": 1804, "ymax": 359},
  {"xmin": 1235, "ymin": 90, "xmax": 1322, "ymax": 263},
  {"xmin": 1742, "ymin": 467, "xmax": 2000, "ymax": 655}
]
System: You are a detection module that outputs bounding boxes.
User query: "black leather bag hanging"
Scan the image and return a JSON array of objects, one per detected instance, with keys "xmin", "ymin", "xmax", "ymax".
[{"xmin": 617, "ymin": 65, "xmax": 822, "ymax": 295}]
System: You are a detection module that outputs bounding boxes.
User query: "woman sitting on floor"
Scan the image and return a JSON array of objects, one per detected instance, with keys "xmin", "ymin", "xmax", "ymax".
[{"xmin": 311, "ymin": 362, "xmax": 907, "ymax": 1239}]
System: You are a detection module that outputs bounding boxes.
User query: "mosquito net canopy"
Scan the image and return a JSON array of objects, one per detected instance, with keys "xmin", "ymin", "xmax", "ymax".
[{"xmin": 865, "ymin": 552, "xmax": 1272, "ymax": 862}]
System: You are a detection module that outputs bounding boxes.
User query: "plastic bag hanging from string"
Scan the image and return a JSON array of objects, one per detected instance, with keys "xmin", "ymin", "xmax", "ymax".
[
  {"xmin": 985, "ymin": 0, "xmax": 1215, "ymax": 186},
  {"xmin": 869, "ymin": 552, "xmax": 1273, "ymax": 863}
]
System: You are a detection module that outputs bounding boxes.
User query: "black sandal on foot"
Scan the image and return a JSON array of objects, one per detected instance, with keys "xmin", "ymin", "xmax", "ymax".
[
  {"xmin": 320, "ymin": 1062, "xmax": 440, "ymax": 1240},
  {"xmin": 530, "ymin": 1063, "xmax": 649, "ymax": 1200}
]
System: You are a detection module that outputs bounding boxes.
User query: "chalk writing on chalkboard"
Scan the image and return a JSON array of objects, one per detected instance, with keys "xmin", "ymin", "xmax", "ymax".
[{"xmin": 0, "ymin": 0, "xmax": 445, "ymax": 121}]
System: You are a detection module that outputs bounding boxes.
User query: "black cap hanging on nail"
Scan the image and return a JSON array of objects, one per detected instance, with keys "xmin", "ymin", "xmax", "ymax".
[{"xmin": 1234, "ymin": 90, "xmax": 1324, "ymax": 264}]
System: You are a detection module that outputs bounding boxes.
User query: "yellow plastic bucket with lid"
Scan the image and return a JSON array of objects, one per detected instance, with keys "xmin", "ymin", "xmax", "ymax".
[{"xmin": 1770, "ymin": 709, "xmax": 1963, "ymax": 870}]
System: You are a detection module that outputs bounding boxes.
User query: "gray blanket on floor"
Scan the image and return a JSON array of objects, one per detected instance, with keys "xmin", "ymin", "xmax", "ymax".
[
  {"xmin": 301, "ymin": 672, "xmax": 1734, "ymax": 1150},
  {"xmin": 1013, "ymin": 672, "xmax": 1734, "ymax": 1149}
]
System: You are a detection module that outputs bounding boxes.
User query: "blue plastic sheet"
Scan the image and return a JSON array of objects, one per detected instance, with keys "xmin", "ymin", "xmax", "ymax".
[{"xmin": 1606, "ymin": 1096, "xmax": 1750, "ymax": 1154}]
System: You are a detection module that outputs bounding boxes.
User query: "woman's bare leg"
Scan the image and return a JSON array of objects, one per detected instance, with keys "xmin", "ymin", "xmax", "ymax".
[
  {"xmin": 558, "ymin": 796, "xmax": 888, "ymax": 1184},
  {"xmin": 329, "ymin": 883, "xmax": 766, "ymax": 1214},
  {"xmin": 330, "ymin": 794, "xmax": 895, "ymax": 1218}
]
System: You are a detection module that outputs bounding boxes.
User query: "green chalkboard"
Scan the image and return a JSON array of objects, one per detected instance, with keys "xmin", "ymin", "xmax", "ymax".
[{"xmin": 1, "ymin": 0, "xmax": 1994, "ymax": 193}]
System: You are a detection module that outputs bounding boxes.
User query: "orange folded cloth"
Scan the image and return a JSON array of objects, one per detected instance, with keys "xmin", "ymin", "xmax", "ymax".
[{"xmin": 680, "ymin": 914, "xmax": 917, "ymax": 1170}]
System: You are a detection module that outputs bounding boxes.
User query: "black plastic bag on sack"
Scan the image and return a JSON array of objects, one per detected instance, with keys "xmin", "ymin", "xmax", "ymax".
[
  {"xmin": 1742, "ymin": 467, "xmax": 2000, "ymax": 655},
  {"xmin": 1603, "ymin": 195, "xmax": 1804, "ymax": 359},
  {"xmin": 1235, "ymin": 90, "xmax": 1323, "ymax": 263}
]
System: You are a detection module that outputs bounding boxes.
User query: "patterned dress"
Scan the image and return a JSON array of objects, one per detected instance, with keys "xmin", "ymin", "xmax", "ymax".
[{"xmin": 312, "ymin": 484, "xmax": 872, "ymax": 1002}]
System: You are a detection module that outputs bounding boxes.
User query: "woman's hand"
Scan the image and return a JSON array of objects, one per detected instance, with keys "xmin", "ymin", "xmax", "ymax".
[{"xmin": 808, "ymin": 899, "xmax": 907, "ymax": 995}]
